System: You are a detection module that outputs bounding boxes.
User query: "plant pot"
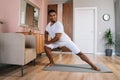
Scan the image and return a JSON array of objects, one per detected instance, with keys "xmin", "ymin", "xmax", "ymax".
[{"xmin": 105, "ymin": 49, "xmax": 113, "ymax": 56}]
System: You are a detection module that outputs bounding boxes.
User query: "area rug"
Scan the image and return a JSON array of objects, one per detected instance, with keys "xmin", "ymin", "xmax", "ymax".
[{"xmin": 43, "ymin": 64, "xmax": 112, "ymax": 73}]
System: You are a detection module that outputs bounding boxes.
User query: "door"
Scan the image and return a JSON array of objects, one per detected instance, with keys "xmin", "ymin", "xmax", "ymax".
[
  {"xmin": 74, "ymin": 8, "xmax": 97, "ymax": 53},
  {"xmin": 63, "ymin": 2, "xmax": 73, "ymax": 39},
  {"xmin": 62, "ymin": 2, "xmax": 73, "ymax": 52}
]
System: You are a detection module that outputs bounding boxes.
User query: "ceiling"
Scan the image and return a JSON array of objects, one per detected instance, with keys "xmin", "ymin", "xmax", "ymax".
[{"xmin": 48, "ymin": 0, "xmax": 72, "ymax": 4}]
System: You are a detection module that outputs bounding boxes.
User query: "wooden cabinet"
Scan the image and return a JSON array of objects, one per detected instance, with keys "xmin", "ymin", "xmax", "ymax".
[
  {"xmin": 36, "ymin": 34, "xmax": 45, "ymax": 54},
  {"xmin": 17, "ymin": 32, "xmax": 44, "ymax": 54}
]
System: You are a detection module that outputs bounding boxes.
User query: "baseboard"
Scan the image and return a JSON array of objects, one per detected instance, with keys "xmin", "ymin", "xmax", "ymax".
[
  {"xmin": 95, "ymin": 52, "xmax": 115, "ymax": 56},
  {"xmin": 52, "ymin": 51, "xmax": 72, "ymax": 54}
]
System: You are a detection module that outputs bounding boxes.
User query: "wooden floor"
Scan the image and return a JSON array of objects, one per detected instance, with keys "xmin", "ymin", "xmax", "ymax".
[{"xmin": 0, "ymin": 52, "xmax": 120, "ymax": 80}]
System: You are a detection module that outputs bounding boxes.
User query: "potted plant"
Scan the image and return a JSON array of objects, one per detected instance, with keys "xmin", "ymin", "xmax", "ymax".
[{"xmin": 104, "ymin": 28, "xmax": 114, "ymax": 56}]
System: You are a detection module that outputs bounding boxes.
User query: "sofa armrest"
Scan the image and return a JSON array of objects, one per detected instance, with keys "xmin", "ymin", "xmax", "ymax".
[{"xmin": 0, "ymin": 33, "xmax": 25, "ymax": 65}]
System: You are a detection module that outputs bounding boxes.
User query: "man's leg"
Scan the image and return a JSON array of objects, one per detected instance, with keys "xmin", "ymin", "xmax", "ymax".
[
  {"xmin": 65, "ymin": 41, "xmax": 100, "ymax": 71},
  {"xmin": 76, "ymin": 52, "xmax": 100, "ymax": 71},
  {"xmin": 44, "ymin": 46, "xmax": 55, "ymax": 66}
]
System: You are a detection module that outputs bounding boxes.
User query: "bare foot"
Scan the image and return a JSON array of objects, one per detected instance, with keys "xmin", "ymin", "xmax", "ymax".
[
  {"xmin": 91, "ymin": 65, "xmax": 100, "ymax": 71},
  {"xmin": 46, "ymin": 63, "xmax": 55, "ymax": 67}
]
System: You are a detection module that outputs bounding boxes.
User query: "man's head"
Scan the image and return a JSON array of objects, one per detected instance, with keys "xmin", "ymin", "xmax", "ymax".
[{"xmin": 48, "ymin": 10, "xmax": 57, "ymax": 22}]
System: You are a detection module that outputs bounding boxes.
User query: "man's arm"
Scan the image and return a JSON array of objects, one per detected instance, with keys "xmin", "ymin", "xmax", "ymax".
[
  {"xmin": 45, "ymin": 31, "xmax": 49, "ymax": 43},
  {"xmin": 46, "ymin": 33, "xmax": 62, "ymax": 44}
]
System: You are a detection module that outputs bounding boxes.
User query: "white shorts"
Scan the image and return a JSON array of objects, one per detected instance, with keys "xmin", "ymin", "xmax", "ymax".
[{"xmin": 45, "ymin": 40, "xmax": 80, "ymax": 54}]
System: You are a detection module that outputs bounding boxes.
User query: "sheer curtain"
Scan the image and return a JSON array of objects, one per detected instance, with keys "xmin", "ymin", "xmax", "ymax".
[{"xmin": 115, "ymin": 0, "xmax": 120, "ymax": 56}]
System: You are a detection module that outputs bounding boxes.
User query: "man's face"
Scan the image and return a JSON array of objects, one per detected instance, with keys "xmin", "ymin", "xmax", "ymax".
[{"xmin": 49, "ymin": 12, "xmax": 57, "ymax": 22}]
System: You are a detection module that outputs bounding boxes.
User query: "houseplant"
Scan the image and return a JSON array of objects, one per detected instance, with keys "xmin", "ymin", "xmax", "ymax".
[{"xmin": 104, "ymin": 28, "xmax": 114, "ymax": 56}]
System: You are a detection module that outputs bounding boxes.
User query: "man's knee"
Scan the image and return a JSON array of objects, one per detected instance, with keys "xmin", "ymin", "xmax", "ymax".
[
  {"xmin": 44, "ymin": 46, "xmax": 46, "ymax": 49},
  {"xmin": 76, "ymin": 52, "xmax": 83, "ymax": 56},
  {"xmin": 44, "ymin": 46, "xmax": 49, "ymax": 50},
  {"xmin": 44, "ymin": 46, "xmax": 51, "ymax": 50}
]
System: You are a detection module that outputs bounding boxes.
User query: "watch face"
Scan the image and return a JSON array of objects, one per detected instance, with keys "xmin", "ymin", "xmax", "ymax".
[{"xmin": 103, "ymin": 14, "xmax": 110, "ymax": 21}]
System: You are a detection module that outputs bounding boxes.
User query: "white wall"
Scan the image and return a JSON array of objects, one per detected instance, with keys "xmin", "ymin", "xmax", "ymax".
[{"xmin": 73, "ymin": 0, "xmax": 115, "ymax": 54}]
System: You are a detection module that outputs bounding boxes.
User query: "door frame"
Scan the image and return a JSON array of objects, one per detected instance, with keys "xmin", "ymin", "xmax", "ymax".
[{"xmin": 73, "ymin": 7, "xmax": 97, "ymax": 54}]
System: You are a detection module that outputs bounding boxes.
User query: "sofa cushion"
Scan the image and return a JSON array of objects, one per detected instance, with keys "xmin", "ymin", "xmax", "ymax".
[{"xmin": 24, "ymin": 48, "xmax": 36, "ymax": 64}]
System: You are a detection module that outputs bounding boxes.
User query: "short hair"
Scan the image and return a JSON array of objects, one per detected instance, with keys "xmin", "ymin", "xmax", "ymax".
[{"xmin": 48, "ymin": 10, "xmax": 56, "ymax": 15}]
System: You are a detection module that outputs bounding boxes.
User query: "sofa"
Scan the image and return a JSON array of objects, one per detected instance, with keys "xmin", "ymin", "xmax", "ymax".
[{"xmin": 0, "ymin": 33, "xmax": 36, "ymax": 76}]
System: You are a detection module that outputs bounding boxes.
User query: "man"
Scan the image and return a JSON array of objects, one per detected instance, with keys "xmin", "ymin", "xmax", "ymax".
[{"xmin": 44, "ymin": 10, "xmax": 100, "ymax": 71}]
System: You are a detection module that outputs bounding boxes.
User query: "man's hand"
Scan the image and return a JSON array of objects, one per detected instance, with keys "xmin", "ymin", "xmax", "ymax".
[
  {"xmin": 45, "ymin": 33, "xmax": 62, "ymax": 45},
  {"xmin": 45, "ymin": 41, "xmax": 51, "ymax": 44}
]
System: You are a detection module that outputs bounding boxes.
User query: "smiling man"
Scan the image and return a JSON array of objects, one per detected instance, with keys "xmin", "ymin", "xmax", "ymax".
[{"xmin": 44, "ymin": 10, "xmax": 100, "ymax": 71}]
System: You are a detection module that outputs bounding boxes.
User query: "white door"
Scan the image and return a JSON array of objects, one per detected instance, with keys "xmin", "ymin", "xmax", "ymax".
[{"xmin": 74, "ymin": 8, "xmax": 97, "ymax": 53}]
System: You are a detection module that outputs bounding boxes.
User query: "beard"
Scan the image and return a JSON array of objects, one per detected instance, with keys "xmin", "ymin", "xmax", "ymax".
[{"xmin": 51, "ymin": 20, "xmax": 56, "ymax": 23}]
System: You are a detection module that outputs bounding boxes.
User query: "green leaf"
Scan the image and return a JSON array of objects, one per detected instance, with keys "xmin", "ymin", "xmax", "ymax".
[{"xmin": 104, "ymin": 28, "xmax": 114, "ymax": 47}]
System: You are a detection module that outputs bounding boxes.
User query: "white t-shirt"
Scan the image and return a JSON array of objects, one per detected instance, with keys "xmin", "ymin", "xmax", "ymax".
[{"xmin": 46, "ymin": 21, "xmax": 71, "ymax": 42}]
